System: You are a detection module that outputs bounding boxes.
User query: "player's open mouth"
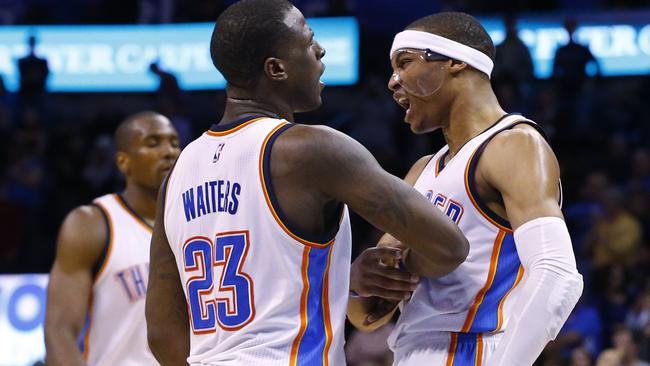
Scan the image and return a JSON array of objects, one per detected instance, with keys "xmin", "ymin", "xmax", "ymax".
[{"xmin": 395, "ymin": 95, "xmax": 410, "ymax": 112}]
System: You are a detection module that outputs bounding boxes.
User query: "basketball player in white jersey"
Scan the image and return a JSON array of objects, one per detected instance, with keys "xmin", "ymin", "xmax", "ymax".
[
  {"xmin": 348, "ymin": 12, "xmax": 584, "ymax": 365},
  {"xmin": 45, "ymin": 112, "xmax": 180, "ymax": 365},
  {"xmin": 145, "ymin": 1, "xmax": 469, "ymax": 365}
]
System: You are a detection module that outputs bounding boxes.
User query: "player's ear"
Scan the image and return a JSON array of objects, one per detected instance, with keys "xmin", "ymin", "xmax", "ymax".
[
  {"xmin": 264, "ymin": 57, "xmax": 288, "ymax": 81},
  {"xmin": 115, "ymin": 151, "xmax": 131, "ymax": 176},
  {"xmin": 448, "ymin": 60, "xmax": 468, "ymax": 76}
]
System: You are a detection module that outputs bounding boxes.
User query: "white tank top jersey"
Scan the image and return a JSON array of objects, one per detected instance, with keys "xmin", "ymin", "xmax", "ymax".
[
  {"xmin": 388, "ymin": 114, "xmax": 562, "ymax": 355},
  {"xmin": 83, "ymin": 193, "xmax": 157, "ymax": 366},
  {"xmin": 164, "ymin": 116, "xmax": 352, "ymax": 366}
]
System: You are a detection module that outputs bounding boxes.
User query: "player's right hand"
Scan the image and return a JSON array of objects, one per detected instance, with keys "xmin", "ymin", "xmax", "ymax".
[{"xmin": 350, "ymin": 247, "xmax": 420, "ymax": 302}]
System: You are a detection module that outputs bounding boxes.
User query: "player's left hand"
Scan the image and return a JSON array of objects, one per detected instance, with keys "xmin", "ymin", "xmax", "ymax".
[{"xmin": 350, "ymin": 247, "xmax": 419, "ymax": 302}]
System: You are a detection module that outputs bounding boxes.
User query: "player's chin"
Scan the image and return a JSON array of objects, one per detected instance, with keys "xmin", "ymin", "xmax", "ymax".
[{"xmin": 406, "ymin": 117, "xmax": 432, "ymax": 135}]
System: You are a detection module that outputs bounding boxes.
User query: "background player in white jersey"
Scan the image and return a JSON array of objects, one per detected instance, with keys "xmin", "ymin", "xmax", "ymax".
[
  {"xmin": 348, "ymin": 12, "xmax": 584, "ymax": 365},
  {"xmin": 45, "ymin": 112, "xmax": 180, "ymax": 365},
  {"xmin": 145, "ymin": 1, "xmax": 469, "ymax": 365}
]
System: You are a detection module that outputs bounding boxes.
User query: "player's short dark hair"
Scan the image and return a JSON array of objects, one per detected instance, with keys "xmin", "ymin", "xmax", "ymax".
[
  {"xmin": 406, "ymin": 12, "xmax": 496, "ymax": 64},
  {"xmin": 210, "ymin": 0, "xmax": 295, "ymax": 89},
  {"xmin": 114, "ymin": 111, "xmax": 163, "ymax": 152}
]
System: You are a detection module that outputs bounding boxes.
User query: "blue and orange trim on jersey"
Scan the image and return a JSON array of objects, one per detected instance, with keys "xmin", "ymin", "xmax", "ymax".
[
  {"xmin": 259, "ymin": 122, "xmax": 345, "ymax": 248},
  {"xmin": 114, "ymin": 193, "xmax": 153, "ymax": 233},
  {"xmin": 90, "ymin": 202, "xmax": 114, "ymax": 281},
  {"xmin": 206, "ymin": 115, "xmax": 271, "ymax": 137},
  {"xmin": 290, "ymin": 245, "xmax": 335, "ymax": 366},
  {"xmin": 460, "ymin": 230, "xmax": 523, "ymax": 333},
  {"xmin": 82, "ymin": 200, "xmax": 115, "ymax": 359},
  {"xmin": 435, "ymin": 150, "xmax": 449, "ymax": 177},
  {"xmin": 445, "ymin": 332, "xmax": 484, "ymax": 366}
]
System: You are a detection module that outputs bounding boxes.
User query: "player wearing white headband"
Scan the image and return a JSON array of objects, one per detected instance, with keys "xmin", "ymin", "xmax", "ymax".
[{"xmin": 348, "ymin": 12, "xmax": 583, "ymax": 365}]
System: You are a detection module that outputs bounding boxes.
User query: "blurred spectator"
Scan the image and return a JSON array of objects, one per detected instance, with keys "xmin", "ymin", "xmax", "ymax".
[
  {"xmin": 493, "ymin": 15, "xmax": 534, "ymax": 85},
  {"xmin": 627, "ymin": 292, "xmax": 650, "ymax": 335},
  {"xmin": 149, "ymin": 62, "xmax": 181, "ymax": 105},
  {"xmin": 552, "ymin": 18, "xmax": 599, "ymax": 130},
  {"xmin": 552, "ymin": 18, "xmax": 598, "ymax": 88},
  {"xmin": 612, "ymin": 326, "xmax": 650, "ymax": 365},
  {"xmin": 17, "ymin": 35, "xmax": 49, "ymax": 105},
  {"xmin": 595, "ymin": 349, "xmax": 622, "ymax": 366},
  {"xmin": 149, "ymin": 62, "xmax": 193, "ymax": 146},
  {"xmin": 570, "ymin": 347, "xmax": 593, "ymax": 366},
  {"xmin": 586, "ymin": 188, "xmax": 642, "ymax": 269}
]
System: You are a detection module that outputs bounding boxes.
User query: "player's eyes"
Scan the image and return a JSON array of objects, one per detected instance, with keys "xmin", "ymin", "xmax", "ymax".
[{"xmin": 399, "ymin": 59, "xmax": 411, "ymax": 69}]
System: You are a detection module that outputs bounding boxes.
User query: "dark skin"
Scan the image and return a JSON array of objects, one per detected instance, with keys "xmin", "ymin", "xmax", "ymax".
[
  {"xmin": 348, "ymin": 28, "xmax": 564, "ymax": 332},
  {"xmin": 44, "ymin": 115, "xmax": 180, "ymax": 366},
  {"xmin": 146, "ymin": 6, "xmax": 469, "ymax": 365}
]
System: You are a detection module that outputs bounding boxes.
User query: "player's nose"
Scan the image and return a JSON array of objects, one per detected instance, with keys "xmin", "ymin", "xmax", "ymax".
[{"xmin": 388, "ymin": 72, "xmax": 400, "ymax": 92}]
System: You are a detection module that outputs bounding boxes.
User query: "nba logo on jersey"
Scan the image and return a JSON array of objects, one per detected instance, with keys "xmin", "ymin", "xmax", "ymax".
[{"xmin": 213, "ymin": 143, "xmax": 226, "ymax": 163}]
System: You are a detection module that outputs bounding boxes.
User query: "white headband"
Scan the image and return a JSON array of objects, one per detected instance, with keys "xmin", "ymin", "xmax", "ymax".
[{"xmin": 390, "ymin": 30, "xmax": 494, "ymax": 78}]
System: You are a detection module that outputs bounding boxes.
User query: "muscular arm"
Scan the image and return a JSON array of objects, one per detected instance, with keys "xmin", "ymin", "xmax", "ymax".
[
  {"xmin": 45, "ymin": 205, "xmax": 106, "ymax": 366},
  {"xmin": 280, "ymin": 126, "xmax": 468, "ymax": 272},
  {"xmin": 481, "ymin": 126, "xmax": 583, "ymax": 365},
  {"xmin": 146, "ymin": 177, "xmax": 189, "ymax": 366},
  {"xmin": 481, "ymin": 125, "xmax": 563, "ymax": 229},
  {"xmin": 347, "ymin": 155, "xmax": 437, "ymax": 331}
]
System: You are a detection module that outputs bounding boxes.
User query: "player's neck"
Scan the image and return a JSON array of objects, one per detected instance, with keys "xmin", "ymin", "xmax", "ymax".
[
  {"xmin": 221, "ymin": 85, "xmax": 294, "ymax": 123},
  {"xmin": 442, "ymin": 85, "xmax": 506, "ymax": 157},
  {"xmin": 121, "ymin": 185, "xmax": 157, "ymax": 225}
]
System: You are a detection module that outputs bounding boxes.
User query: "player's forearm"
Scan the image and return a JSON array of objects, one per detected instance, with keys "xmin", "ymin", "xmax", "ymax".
[
  {"xmin": 399, "ymin": 200, "xmax": 469, "ymax": 273},
  {"xmin": 45, "ymin": 331, "xmax": 87, "ymax": 366},
  {"xmin": 487, "ymin": 217, "xmax": 583, "ymax": 366},
  {"xmin": 403, "ymin": 248, "xmax": 462, "ymax": 278}
]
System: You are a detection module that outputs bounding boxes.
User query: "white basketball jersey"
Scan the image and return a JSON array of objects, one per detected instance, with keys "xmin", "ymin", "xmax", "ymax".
[
  {"xmin": 389, "ymin": 114, "xmax": 557, "ymax": 353},
  {"xmin": 164, "ymin": 116, "xmax": 352, "ymax": 366},
  {"xmin": 83, "ymin": 193, "xmax": 157, "ymax": 366}
]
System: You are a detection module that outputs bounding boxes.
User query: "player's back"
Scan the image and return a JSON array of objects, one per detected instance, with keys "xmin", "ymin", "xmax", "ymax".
[{"xmin": 164, "ymin": 116, "xmax": 351, "ymax": 366}]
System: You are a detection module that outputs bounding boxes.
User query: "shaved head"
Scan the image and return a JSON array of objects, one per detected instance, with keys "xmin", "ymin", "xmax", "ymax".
[{"xmin": 114, "ymin": 111, "xmax": 168, "ymax": 153}]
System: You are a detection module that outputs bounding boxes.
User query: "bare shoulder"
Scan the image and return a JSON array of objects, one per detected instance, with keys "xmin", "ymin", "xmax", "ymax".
[
  {"xmin": 273, "ymin": 124, "xmax": 363, "ymax": 156},
  {"xmin": 489, "ymin": 123, "xmax": 552, "ymax": 151},
  {"xmin": 55, "ymin": 204, "xmax": 107, "ymax": 269},
  {"xmin": 272, "ymin": 124, "xmax": 376, "ymax": 175},
  {"xmin": 482, "ymin": 124, "xmax": 558, "ymax": 173},
  {"xmin": 404, "ymin": 155, "xmax": 434, "ymax": 185}
]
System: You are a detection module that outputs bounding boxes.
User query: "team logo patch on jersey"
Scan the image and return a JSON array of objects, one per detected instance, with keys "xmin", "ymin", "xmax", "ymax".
[{"xmin": 213, "ymin": 143, "xmax": 226, "ymax": 163}]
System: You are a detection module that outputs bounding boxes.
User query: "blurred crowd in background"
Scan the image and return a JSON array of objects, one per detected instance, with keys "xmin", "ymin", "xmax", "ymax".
[{"xmin": 1, "ymin": 0, "xmax": 650, "ymax": 365}]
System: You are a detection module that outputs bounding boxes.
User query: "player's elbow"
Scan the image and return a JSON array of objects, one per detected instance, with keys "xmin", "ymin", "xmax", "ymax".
[
  {"xmin": 450, "ymin": 234, "xmax": 470, "ymax": 266},
  {"xmin": 147, "ymin": 325, "xmax": 167, "ymax": 361},
  {"xmin": 408, "ymin": 237, "xmax": 469, "ymax": 279},
  {"xmin": 145, "ymin": 307, "xmax": 164, "ymax": 359},
  {"xmin": 435, "ymin": 232, "xmax": 469, "ymax": 271}
]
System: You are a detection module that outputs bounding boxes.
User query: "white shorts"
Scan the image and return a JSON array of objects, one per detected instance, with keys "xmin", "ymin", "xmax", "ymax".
[{"xmin": 392, "ymin": 331, "xmax": 502, "ymax": 366}]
